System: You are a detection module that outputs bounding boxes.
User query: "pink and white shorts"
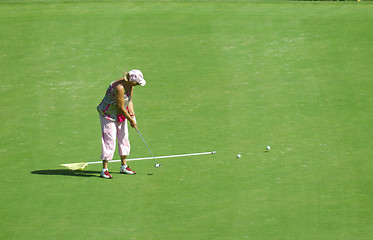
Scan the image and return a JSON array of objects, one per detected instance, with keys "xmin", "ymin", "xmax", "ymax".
[{"xmin": 99, "ymin": 115, "xmax": 130, "ymax": 160}]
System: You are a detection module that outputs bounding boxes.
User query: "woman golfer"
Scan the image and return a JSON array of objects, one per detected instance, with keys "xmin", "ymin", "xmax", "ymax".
[{"xmin": 97, "ymin": 70, "xmax": 146, "ymax": 179}]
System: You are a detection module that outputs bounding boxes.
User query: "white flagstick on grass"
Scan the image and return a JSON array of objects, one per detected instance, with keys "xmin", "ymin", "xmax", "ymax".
[{"xmin": 60, "ymin": 151, "xmax": 216, "ymax": 170}]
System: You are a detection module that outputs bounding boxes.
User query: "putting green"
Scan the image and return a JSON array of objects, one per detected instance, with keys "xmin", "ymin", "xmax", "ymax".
[{"xmin": 1, "ymin": 1, "xmax": 372, "ymax": 240}]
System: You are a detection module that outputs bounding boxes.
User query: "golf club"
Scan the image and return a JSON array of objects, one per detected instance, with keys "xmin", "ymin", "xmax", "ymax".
[{"xmin": 136, "ymin": 128, "xmax": 161, "ymax": 168}]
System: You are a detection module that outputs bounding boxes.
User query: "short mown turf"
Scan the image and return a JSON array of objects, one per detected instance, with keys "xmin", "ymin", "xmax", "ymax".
[{"xmin": 1, "ymin": 1, "xmax": 372, "ymax": 240}]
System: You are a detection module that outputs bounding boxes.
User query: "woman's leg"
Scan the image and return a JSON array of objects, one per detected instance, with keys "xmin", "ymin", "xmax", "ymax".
[
  {"xmin": 100, "ymin": 115, "xmax": 117, "ymax": 178},
  {"xmin": 117, "ymin": 119, "xmax": 131, "ymax": 159},
  {"xmin": 117, "ymin": 120, "xmax": 136, "ymax": 174}
]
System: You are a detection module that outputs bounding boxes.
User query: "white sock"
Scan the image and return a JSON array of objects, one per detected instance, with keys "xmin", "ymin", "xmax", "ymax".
[
  {"xmin": 102, "ymin": 168, "xmax": 108, "ymax": 172},
  {"xmin": 121, "ymin": 165, "xmax": 127, "ymax": 169}
]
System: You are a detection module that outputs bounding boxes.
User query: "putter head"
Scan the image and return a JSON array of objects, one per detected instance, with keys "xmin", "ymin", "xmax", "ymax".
[{"xmin": 154, "ymin": 163, "xmax": 162, "ymax": 168}]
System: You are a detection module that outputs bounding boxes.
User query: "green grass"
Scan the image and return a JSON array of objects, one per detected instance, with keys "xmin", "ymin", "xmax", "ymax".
[{"xmin": 1, "ymin": 1, "xmax": 372, "ymax": 240}]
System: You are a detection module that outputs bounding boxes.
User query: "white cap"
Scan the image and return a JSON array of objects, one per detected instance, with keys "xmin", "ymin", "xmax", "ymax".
[{"xmin": 128, "ymin": 69, "xmax": 146, "ymax": 86}]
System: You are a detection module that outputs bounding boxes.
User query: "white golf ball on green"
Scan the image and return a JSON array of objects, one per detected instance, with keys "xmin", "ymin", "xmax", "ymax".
[
  {"xmin": 266, "ymin": 146, "xmax": 271, "ymax": 150},
  {"xmin": 237, "ymin": 154, "xmax": 241, "ymax": 158}
]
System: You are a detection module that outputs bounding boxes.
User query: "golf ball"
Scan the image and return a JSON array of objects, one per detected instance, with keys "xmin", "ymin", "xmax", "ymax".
[
  {"xmin": 154, "ymin": 163, "xmax": 161, "ymax": 168},
  {"xmin": 266, "ymin": 146, "xmax": 271, "ymax": 150},
  {"xmin": 237, "ymin": 154, "xmax": 241, "ymax": 158}
]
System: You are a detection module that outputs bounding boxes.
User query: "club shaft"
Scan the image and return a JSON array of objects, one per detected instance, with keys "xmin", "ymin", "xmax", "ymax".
[{"xmin": 136, "ymin": 129, "xmax": 157, "ymax": 164}]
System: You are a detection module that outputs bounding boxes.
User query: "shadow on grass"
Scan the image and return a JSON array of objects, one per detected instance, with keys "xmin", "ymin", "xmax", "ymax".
[{"xmin": 31, "ymin": 169, "xmax": 99, "ymax": 178}]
